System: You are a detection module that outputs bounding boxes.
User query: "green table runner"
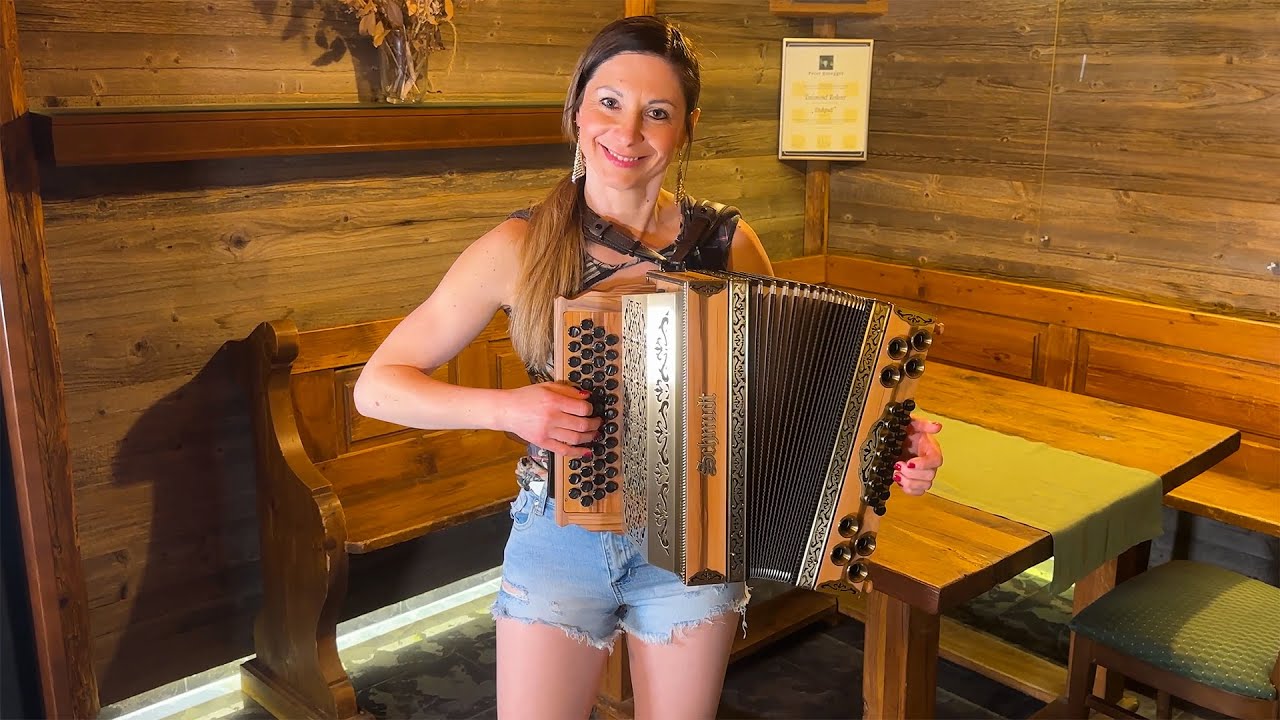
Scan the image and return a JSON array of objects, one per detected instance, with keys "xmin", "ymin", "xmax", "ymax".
[{"xmin": 915, "ymin": 409, "xmax": 1165, "ymax": 594}]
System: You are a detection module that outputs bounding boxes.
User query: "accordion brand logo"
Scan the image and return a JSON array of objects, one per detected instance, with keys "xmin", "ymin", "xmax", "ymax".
[{"xmin": 698, "ymin": 394, "xmax": 718, "ymax": 476}]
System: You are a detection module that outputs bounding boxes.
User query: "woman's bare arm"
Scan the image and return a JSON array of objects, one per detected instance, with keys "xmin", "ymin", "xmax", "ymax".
[{"xmin": 352, "ymin": 219, "xmax": 600, "ymax": 455}]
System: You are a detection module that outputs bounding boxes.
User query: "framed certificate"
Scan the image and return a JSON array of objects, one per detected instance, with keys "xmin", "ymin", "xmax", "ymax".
[{"xmin": 778, "ymin": 37, "xmax": 874, "ymax": 161}]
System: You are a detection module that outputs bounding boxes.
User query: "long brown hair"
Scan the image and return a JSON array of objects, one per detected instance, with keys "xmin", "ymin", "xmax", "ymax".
[{"xmin": 509, "ymin": 15, "xmax": 702, "ymax": 370}]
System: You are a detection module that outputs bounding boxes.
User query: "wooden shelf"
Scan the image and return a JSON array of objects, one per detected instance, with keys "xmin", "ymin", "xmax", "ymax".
[
  {"xmin": 769, "ymin": 0, "xmax": 888, "ymax": 17},
  {"xmin": 29, "ymin": 102, "xmax": 565, "ymax": 167}
]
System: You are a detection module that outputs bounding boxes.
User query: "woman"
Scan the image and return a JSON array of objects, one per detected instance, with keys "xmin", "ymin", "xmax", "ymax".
[{"xmin": 354, "ymin": 15, "xmax": 943, "ymax": 720}]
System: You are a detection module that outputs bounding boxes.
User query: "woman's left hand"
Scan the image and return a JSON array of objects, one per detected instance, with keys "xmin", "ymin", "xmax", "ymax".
[{"xmin": 894, "ymin": 417, "xmax": 944, "ymax": 496}]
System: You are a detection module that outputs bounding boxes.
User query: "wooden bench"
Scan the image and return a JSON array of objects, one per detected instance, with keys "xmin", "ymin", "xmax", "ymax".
[
  {"xmin": 1165, "ymin": 441, "xmax": 1280, "ymax": 539},
  {"xmin": 237, "ymin": 314, "xmax": 529, "ymax": 720}
]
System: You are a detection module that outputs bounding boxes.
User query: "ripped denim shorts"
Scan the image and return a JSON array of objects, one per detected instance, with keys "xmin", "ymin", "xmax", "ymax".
[{"xmin": 490, "ymin": 485, "xmax": 748, "ymax": 650}]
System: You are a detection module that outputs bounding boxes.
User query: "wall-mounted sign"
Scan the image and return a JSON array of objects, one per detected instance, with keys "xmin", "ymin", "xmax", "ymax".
[{"xmin": 778, "ymin": 37, "xmax": 874, "ymax": 161}]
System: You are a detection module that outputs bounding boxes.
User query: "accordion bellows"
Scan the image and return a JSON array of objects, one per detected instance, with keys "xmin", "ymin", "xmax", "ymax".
[{"xmin": 551, "ymin": 270, "xmax": 937, "ymax": 595}]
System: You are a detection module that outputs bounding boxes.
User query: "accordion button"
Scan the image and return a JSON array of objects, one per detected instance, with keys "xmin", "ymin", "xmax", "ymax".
[
  {"xmin": 581, "ymin": 319, "xmax": 594, "ymax": 331},
  {"xmin": 874, "ymin": 505, "xmax": 887, "ymax": 516},
  {"xmin": 902, "ymin": 398, "xmax": 917, "ymax": 412},
  {"xmin": 593, "ymin": 341, "xmax": 606, "ymax": 353},
  {"xmin": 605, "ymin": 350, "xmax": 619, "ymax": 361},
  {"xmin": 603, "ymin": 408, "xmax": 618, "ymax": 420},
  {"xmin": 581, "ymin": 348, "xmax": 594, "ymax": 360},
  {"xmin": 605, "ymin": 481, "xmax": 619, "ymax": 493},
  {"xmin": 605, "ymin": 467, "xmax": 619, "ymax": 478},
  {"xmin": 605, "ymin": 379, "xmax": 619, "ymax": 391},
  {"xmin": 568, "ymin": 326, "xmax": 582, "ymax": 338},
  {"xmin": 603, "ymin": 422, "xmax": 619, "ymax": 434},
  {"xmin": 581, "ymin": 379, "xmax": 594, "ymax": 390},
  {"xmin": 568, "ymin": 488, "xmax": 582, "ymax": 500},
  {"xmin": 592, "ymin": 488, "xmax": 606, "ymax": 500},
  {"xmin": 606, "ymin": 334, "xmax": 619, "ymax": 345},
  {"xmin": 605, "ymin": 437, "xmax": 619, "ymax": 449},
  {"xmin": 569, "ymin": 371, "xmax": 582, "ymax": 382},
  {"xmin": 568, "ymin": 458, "xmax": 582, "ymax": 471},
  {"xmin": 593, "ymin": 326, "xmax": 606, "ymax": 338},
  {"xmin": 605, "ymin": 452, "xmax": 618, "ymax": 463},
  {"xmin": 569, "ymin": 473, "xmax": 581, "ymax": 484},
  {"xmin": 581, "ymin": 496, "xmax": 594, "ymax": 507},
  {"xmin": 568, "ymin": 356, "xmax": 582, "ymax": 368},
  {"xmin": 604, "ymin": 366, "xmax": 617, "ymax": 376},
  {"xmin": 568, "ymin": 341, "xmax": 582, "ymax": 353}
]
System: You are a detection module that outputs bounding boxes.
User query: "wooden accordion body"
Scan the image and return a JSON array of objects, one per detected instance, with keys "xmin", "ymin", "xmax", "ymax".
[{"xmin": 551, "ymin": 270, "xmax": 937, "ymax": 595}]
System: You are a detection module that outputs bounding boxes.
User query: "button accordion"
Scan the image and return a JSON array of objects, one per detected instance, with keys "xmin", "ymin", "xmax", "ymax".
[{"xmin": 550, "ymin": 270, "xmax": 938, "ymax": 595}]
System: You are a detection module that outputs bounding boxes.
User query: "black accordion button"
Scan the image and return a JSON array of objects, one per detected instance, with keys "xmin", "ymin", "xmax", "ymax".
[
  {"xmin": 604, "ymin": 467, "xmax": 619, "ymax": 478},
  {"xmin": 568, "ymin": 371, "xmax": 582, "ymax": 383},
  {"xmin": 568, "ymin": 458, "xmax": 582, "ymax": 471},
  {"xmin": 581, "ymin": 495, "xmax": 594, "ymax": 507},
  {"xmin": 602, "ymin": 408, "xmax": 617, "ymax": 420},
  {"xmin": 604, "ymin": 437, "xmax": 619, "ymax": 449},
  {"xmin": 593, "ymin": 341, "xmax": 606, "ymax": 353},
  {"xmin": 568, "ymin": 356, "xmax": 582, "ymax": 368},
  {"xmin": 592, "ymin": 326, "xmax": 606, "ymax": 338},
  {"xmin": 568, "ymin": 488, "xmax": 582, "ymax": 500},
  {"xmin": 568, "ymin": 326, "xmax": 582, "ymax": 338},
  {"xmin": 580, "ymin": 319, "xmax": 594, "ymax": 331},
  {"xmin": 605, "ymin": 481, "xmax": 619, "ymax": 493},
  {"xmin": 605, "ymin": 350, "xmax": 619, "ymax": 361},
  {"xmin": 603, "ymin": 422, "xmax": 618, "ymax": 434},
  {"xmin": 581, "ymin": 348, "xmax": 594, "ymax": 360},
  {"xmin": 592, "ymin": 488, "xmax": 606, "ymax": 500},
  {"xmin": 605, "ymin": 334, "xmax": 619, "ymax": 345},
  {"xmin": 605, "ymin": 366, "xmax": 618, "ymax": 376},
  {"xmin": 568, "ymin": 341, "xmax": 582, "ymax": 353},
  {"xmin": 605, "ymin": 379, "xmax": 619, "ymax": 391}
]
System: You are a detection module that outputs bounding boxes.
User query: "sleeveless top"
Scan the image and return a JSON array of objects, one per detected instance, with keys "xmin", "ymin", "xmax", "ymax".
[{"xmin": 505, "ymin": 196, "xmax": 740, "ymax": 490}]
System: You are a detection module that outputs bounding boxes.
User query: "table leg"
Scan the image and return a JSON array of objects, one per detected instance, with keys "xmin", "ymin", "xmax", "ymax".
[
  {"xmin": 596, "ymin": 636, "xmax": 633, "ymax": 720},
  {"xmin": 863, "ymin": 589, "xmax": 941, "ymax": 720},
  {"xmin": 1070, "ymin": 542, "xmax": 1151, "ymax": 704}
]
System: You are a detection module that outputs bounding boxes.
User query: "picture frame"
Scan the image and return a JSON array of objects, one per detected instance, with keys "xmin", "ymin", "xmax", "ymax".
[{"xmin": 778, "ymin": 37, "xmax": 875, "ymax": 161}]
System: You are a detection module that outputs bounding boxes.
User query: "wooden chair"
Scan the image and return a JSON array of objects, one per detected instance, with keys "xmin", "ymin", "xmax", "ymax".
[
  {"xmin": 1066, "ymin": 560, "xmax": 1280, "ymax": 720},
  {"xmin": 236, "ymin": 315, "xmax": 529, "ymax": 720}
]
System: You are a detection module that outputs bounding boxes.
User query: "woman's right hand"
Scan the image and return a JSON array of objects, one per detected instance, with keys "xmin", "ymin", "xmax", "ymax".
[{"xmin": 499, "ymin": 382, "xmax": 602, "ymax": 457}]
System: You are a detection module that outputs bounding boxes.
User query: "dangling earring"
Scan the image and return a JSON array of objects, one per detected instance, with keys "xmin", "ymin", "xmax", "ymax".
[
  {"xmin": 674, "ymin": 141, "xmax": 692, "ymax": 206},
  {"xmin": 571, "ymin": 138, "xmax": 586, "ymax": 182}
]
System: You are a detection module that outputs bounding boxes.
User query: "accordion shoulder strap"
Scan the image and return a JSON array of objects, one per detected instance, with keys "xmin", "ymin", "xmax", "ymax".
[
  {"xmin": 670, "ymin": 199, "xmax": 741, "ymax": 271},
  {"xmin": 579, "ymin": 197, "xmax": 742, "ymax": 272}
]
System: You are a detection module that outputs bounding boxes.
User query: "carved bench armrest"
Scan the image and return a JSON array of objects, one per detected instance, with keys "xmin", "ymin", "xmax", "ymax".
[{"xmin": 245, "ymin": 320, "xmax": 345, "ymax": 533}]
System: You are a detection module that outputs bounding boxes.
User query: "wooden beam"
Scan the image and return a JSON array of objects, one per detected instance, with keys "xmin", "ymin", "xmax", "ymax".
[
  {"xmin": 802, "ymin": 18, "xmax": 837, "ymax": 257},
  {"xmin": 0, "ymin": 0, "xmax": 99, "ymax": 716},
  {"xmin": 624, "ymin": 0, "xmax": 656, "ymax": 16}
]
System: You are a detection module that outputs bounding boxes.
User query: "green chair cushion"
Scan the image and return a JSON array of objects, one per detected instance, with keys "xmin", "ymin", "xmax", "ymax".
[{"xmin": 1070, "ymin": 560, "xmax": 1280, "ymax": 700}]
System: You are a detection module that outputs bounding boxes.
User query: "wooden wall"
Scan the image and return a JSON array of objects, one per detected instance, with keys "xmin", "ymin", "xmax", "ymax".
[
  {"xmin": 13, "ymin": 0, "xmax": 810, "ymax": 704},
  {"xmin": 827, "ymin": 0, "xmax": 1279, "ymax": 323}
]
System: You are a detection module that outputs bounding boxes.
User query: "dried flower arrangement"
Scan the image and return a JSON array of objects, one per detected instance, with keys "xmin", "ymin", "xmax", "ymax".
[{"xmin": 336, "ymin": 0, "xmax": 458, "ymax": 102}]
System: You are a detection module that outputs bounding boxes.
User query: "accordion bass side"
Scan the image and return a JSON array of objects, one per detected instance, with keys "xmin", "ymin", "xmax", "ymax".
[{"xmin": 550, "ymin": 270, "xmax": 938, "ymax": 595}]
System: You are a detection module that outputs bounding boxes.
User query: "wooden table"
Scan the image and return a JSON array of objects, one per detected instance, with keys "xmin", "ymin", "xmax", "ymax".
[{"xmin": 860, "ymin": 362, "xmax": 1240, "ymax": 719}]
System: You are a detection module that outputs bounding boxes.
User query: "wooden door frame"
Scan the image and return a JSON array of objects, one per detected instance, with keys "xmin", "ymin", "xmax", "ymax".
[{"xmin": 1, "ymin": 0, "xmax": 99, "ymax": 717}]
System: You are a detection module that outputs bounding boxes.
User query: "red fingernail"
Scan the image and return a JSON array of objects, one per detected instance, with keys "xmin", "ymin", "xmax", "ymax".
[
  {"xmin": 907, "ymin": 462, "xmax": 916, "ymax": 469},
  {"xmin": 895, "ymin": 462, "xmax": 903, "ymax": 470},
  {"xmin": 894, "ymin": 476, "xmax": 902, "ymax": 485}
]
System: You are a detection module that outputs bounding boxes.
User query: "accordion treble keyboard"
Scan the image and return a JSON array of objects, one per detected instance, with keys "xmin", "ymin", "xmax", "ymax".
[{"xmin": 551, "ymin": 270, "xmax": 938, "ymax": 596}]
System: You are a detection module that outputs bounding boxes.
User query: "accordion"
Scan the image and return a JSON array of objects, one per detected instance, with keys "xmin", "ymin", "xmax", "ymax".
[{"xmin": 550, "ymin": 270, "xmax": 937, "ymax": 595}]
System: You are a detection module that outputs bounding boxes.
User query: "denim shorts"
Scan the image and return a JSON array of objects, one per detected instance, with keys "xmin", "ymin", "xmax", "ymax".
[{"xmin": 490, "ymin": 486, "xmax": 749, "ymax": 650}]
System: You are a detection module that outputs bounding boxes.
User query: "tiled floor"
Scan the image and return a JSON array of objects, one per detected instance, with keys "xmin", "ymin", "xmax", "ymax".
[{"xmin": 132, "ymin": 560, "xmax": 1218, "ymax": 720}]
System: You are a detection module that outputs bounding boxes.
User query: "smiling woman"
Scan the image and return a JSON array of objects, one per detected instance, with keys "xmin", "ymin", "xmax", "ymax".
[{"xmin": 348, "ymin": 13, "xmax": 941, "ymax": 720}]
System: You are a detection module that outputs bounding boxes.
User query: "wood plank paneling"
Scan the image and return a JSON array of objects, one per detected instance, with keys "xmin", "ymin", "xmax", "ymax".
[
  {"xmin": 18, "ymin": 0, "xmax": 617, "ymax": 106},
  {"xmin": 1072, "ymin": 333, "xmax": 1280, "ymax": 441},
  {"xmin": 829, "ymin": 0, "xmax": 1280, "ymax": 324}
]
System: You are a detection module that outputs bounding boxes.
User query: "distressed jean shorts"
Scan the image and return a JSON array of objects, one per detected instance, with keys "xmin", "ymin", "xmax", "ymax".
[{"xmin": 490, "ymin": 486, "xmax": 748, "ymax": 650}]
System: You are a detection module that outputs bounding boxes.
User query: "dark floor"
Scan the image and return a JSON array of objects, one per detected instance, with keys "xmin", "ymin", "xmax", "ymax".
[{"xmin": 165, "ymin": 560, "xmax": 1209, "ymax": 720}]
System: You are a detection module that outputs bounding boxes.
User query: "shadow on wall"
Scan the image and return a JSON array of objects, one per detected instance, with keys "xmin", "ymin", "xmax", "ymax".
[{"xmin": 103, "ymin": 344, "xmax": 258, "ymax": 701}]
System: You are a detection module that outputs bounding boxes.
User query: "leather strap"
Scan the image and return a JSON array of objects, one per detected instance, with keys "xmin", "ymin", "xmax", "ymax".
[{"xmin": 579, "ymin": 199, "xmax": 741, "ymax": 273}]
